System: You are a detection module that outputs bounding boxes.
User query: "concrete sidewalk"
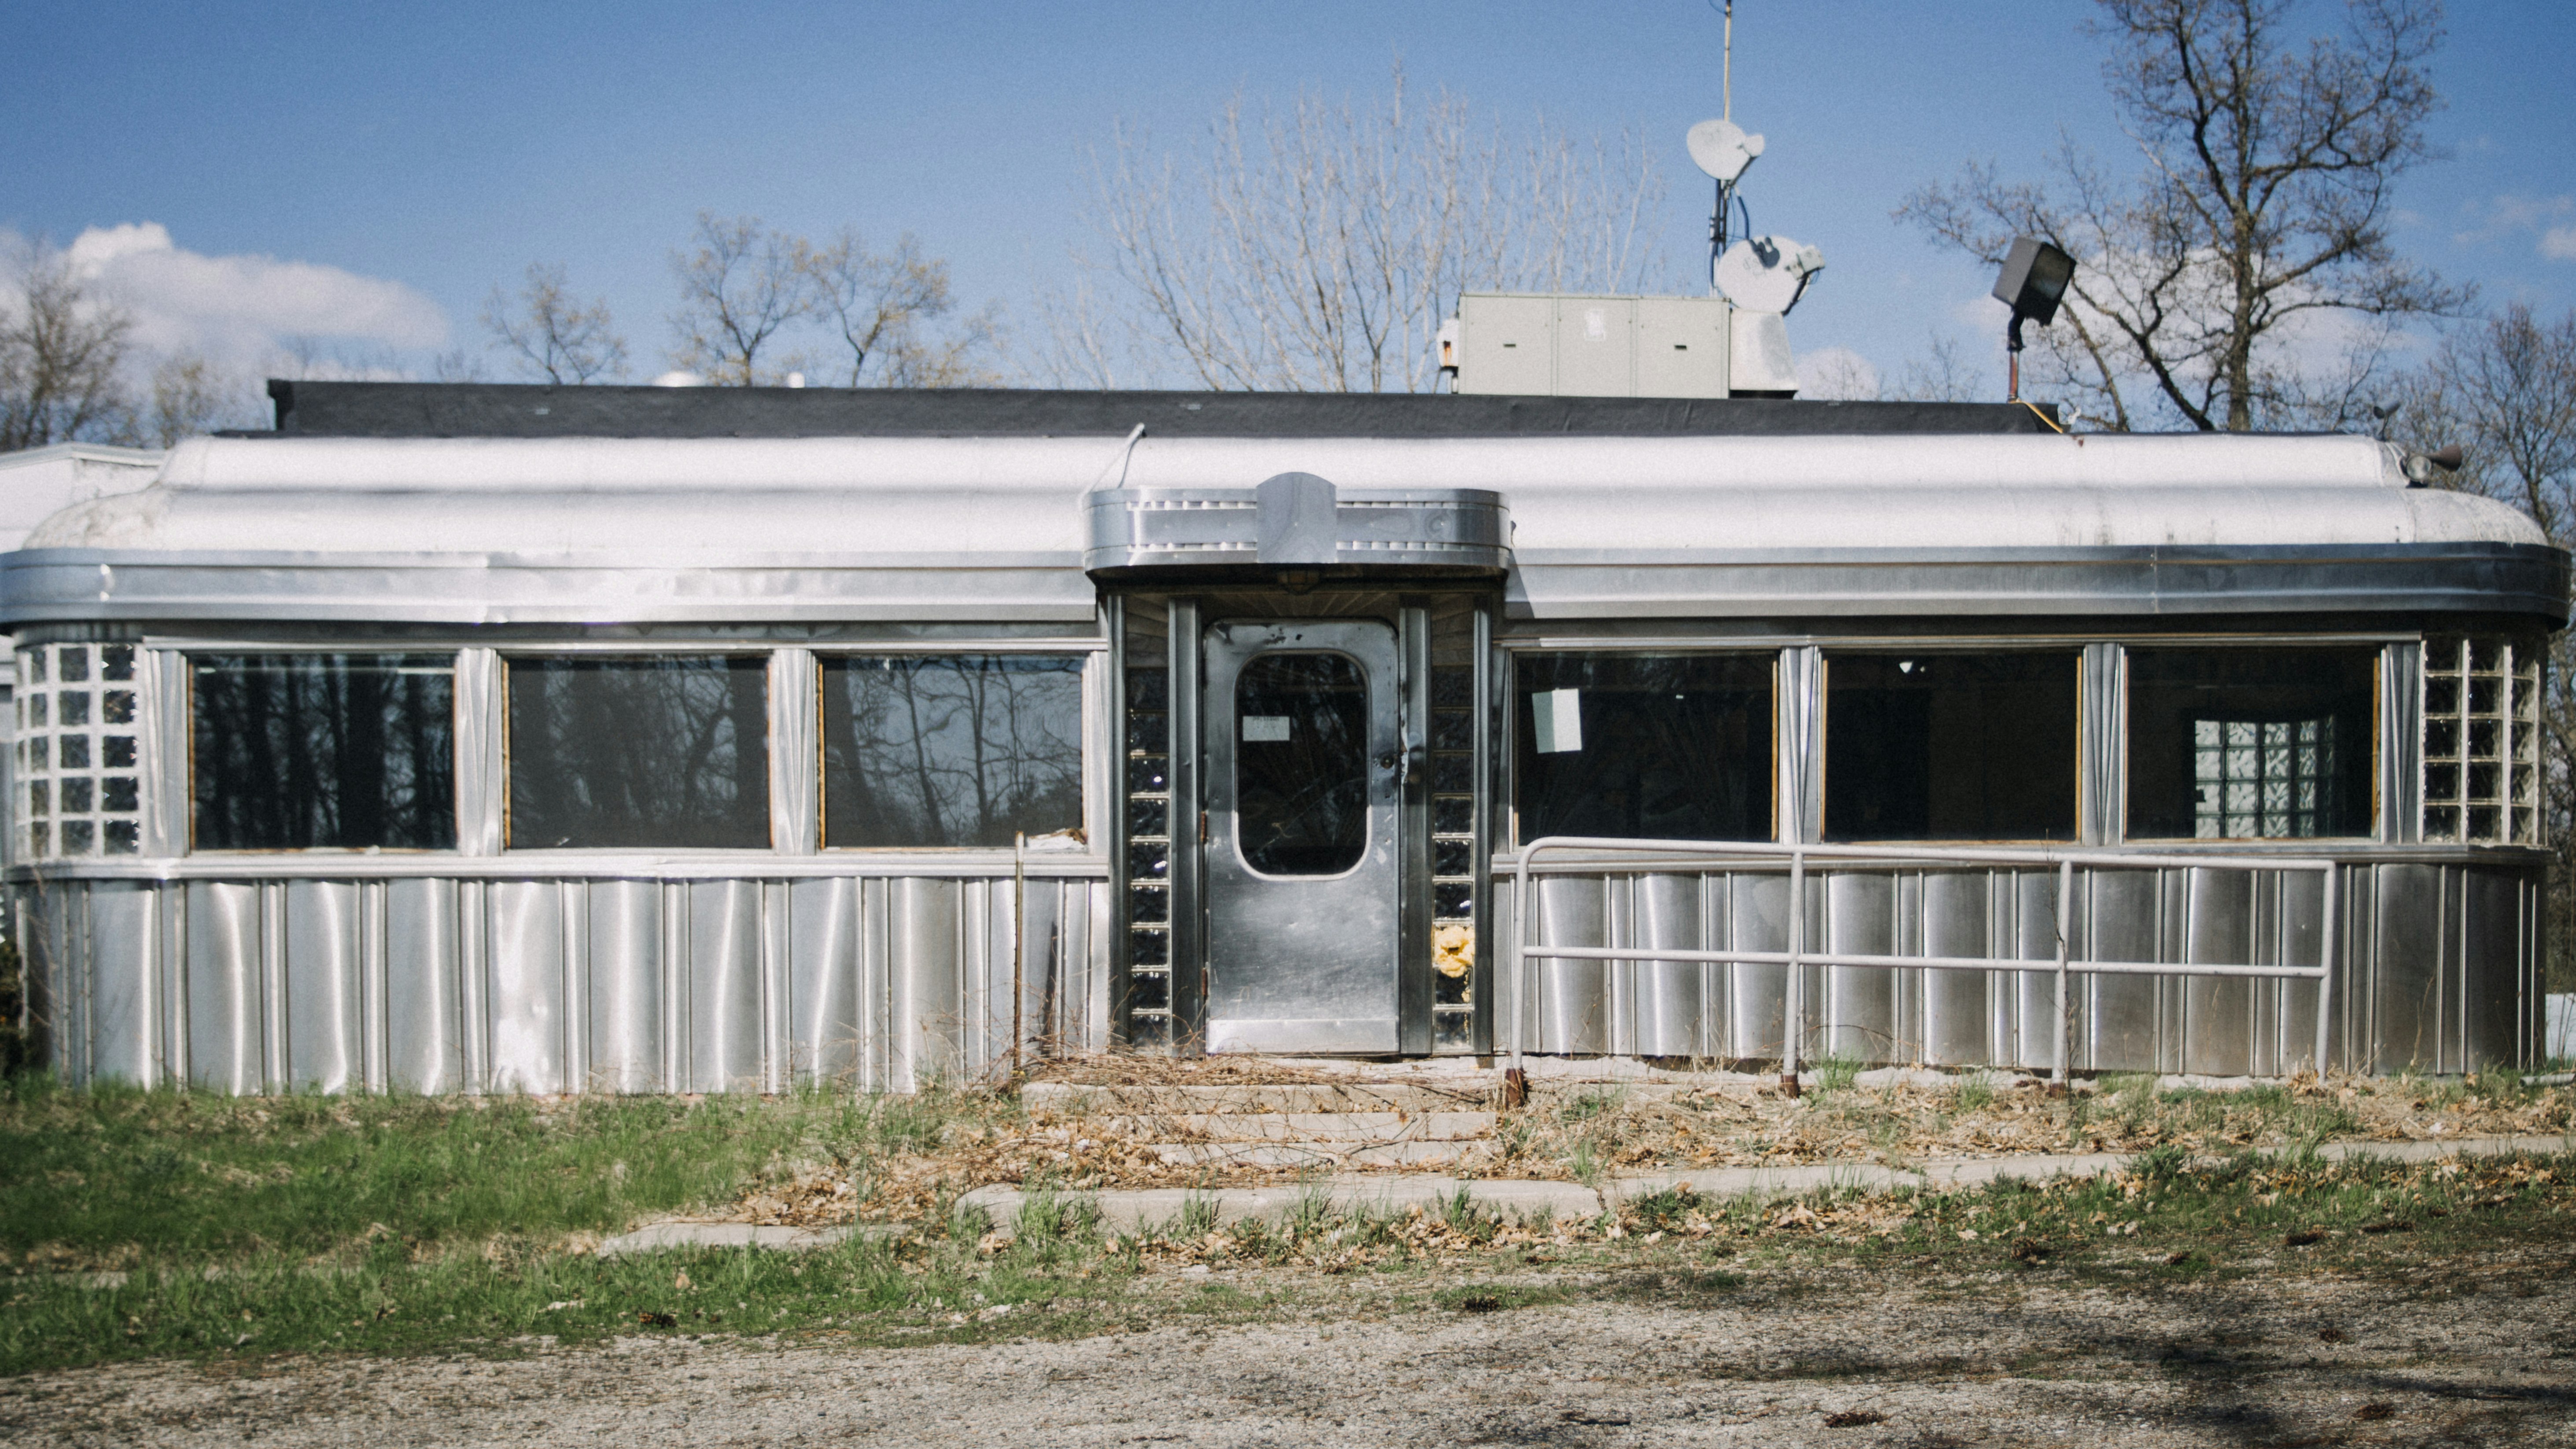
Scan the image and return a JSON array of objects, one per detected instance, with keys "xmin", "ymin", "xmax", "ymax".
[
  {"xmin": 958, "ymin": 1131, "xmax": 2574, "ymax": 1241},
  {"xmin": 590, "ymin": 1132, "xmax": 2571, "ymax": 1253}
]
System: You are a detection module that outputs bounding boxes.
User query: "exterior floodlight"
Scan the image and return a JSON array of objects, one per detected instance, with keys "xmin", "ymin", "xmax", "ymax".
[{"xmin": 1991, "ymin": 236, "xmax": 2076, "ymax": 401}]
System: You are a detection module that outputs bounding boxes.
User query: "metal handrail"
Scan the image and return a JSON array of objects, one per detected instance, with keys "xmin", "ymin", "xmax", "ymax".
[{"xmin": 1506, "ymin": 836, "xmax": 2340, "ymax": 1090}]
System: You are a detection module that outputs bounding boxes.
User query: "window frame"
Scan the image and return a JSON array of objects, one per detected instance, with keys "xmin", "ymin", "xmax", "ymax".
[
  {"xmin": 498, "ymin": 648, "xmax": 781, "ymax": 854},
  {"xmin": 812, "ymin": 645, "xmax": 1101, "ymax": 854},
  {"xmin": 1817, "ymin": 644, "xmax": 2086, "ymax": 846},
  {"xmin": 1502, "ymin": 643, "xmax": 1783, "ymax": 851},
  {"xmin": 181, "ymin": 646, "xmax": 465, "ymax": 857},
  {"xmin": 2117, "ymin": 641, "xmax": 2384, "ymax": 846}
]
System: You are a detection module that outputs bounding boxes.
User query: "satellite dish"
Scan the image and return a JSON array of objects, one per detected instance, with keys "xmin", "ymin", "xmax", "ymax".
[
  {"xmin": 1712, "ymin": 235, "xmax": 1825, "ymax": 314},
  {"xmin": 1686, "ymin": 118, "xmax": 1765, "ymax": 184}
]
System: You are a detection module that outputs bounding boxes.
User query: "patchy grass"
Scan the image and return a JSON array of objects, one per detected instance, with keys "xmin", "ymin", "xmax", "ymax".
[
  {"xmin": 17, "ymin": 1139, "xmax": 2564, "ymax": 1375},
  {"xmin": 2, "ymin": 1069, "xmax": 2572, "ymax": 1378},
  {"xmin": 0, "ymin": 1077, "xmax": 968, "ymax": 1273}
]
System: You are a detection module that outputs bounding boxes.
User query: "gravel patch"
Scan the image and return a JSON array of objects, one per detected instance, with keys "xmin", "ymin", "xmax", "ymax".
[{"xmin": 7, "ymin": 1262, "xmax": 2571, "ymax": 1446}]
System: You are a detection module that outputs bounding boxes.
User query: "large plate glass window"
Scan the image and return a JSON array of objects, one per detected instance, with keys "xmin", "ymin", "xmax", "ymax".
[
  {"xmin": 1824, "ymin": 651, "xmax": 2078, "ymax": 841},
  {"xmin": 192, "ymin": 653, "xmax": 456, "ymax": 851},
  {"xmin": 821, "ymin": 654, "xmax": 1086, "ymax": 848},
  {"xmin": 506, "ymin": 655, "xmax": 769, "ymax": 850},
  {"xmin": 2126, "ymin": 647, "xmax": 2376, "ymax": 840},
  {"xmin": 18, "ymin": 644, "xmax": 147, "ymax": 858},
  {"xmin": 1514, "ymin": 653, "xmax": 1774, "ymax": 843}
]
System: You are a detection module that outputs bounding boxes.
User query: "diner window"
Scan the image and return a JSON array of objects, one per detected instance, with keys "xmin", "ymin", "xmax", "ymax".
[
  {"xmin": 1514, "ymin": 653, "xmax": 1773, "ymax": 843},
  {"xmin": 821, "ymin": 654, "xmax": 1086, "ymax": 848},
  {"xmin": 1824, "ymin": 652, "xmax": 2078, "ymax": 841},
  {"xmin": 2126, "ymin": 647, "xmax": 2375, "ymax": 840},
  {"xmin": 506, "ymin": 655, "xmax": 769, "ymax": 850},
  {"xmin": 192, "ymin": 653, "xmax": 456, "ymax": 851}
]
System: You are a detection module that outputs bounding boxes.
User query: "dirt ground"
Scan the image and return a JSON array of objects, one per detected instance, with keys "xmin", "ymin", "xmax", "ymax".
[{"xmin": 8, "ymin": 1257, "xmax": 2571, "ymax": 1447}]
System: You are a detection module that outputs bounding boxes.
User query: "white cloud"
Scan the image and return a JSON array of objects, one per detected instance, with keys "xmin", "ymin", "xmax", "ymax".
[
  {"xmin": 58, "ymin": 222, "xmax": 447, "ymax": 369},
  {"xmin": 1795, "ymin": 346, "xmax": 1880, "ymax": 401},
  {"xmin": 2452, "ymin": 194, "xmax": 2576, "ymax": 262}
]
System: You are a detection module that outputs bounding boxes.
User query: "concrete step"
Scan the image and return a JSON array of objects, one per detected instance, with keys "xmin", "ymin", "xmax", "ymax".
[
  {"xmin": 966, "ymin": 1177, "xmax": 1599, "ymax": 1239},
  {"xmin": 1105, "ymin": 1110, "xmax": 1496, "ymax": 1143},
  {"xmin": 1143, "ymin": 1139, "xmax": 1496, "ymax": 1169},
  {"xmin": 1025, "ymin": 1081, "xmax": 1492, "ymax": 1116}
]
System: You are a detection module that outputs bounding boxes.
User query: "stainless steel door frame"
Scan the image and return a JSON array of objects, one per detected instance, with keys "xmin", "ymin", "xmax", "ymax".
[{"xmin": 1202, "ymin": 618, "xmax": 1404, "ymax": 1053}]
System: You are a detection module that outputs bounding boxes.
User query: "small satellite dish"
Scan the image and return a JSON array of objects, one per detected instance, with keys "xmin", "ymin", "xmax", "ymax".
[
  {"xmin": 1686, "ymin": 118, "xmax": 1765, "ymax": 184},
  {"xmin": 1711, "ymin": 235, "xmax": 1825, "ymax": 314}
]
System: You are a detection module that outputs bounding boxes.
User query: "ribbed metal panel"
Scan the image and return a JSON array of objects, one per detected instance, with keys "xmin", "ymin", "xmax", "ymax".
[
  {"xmin": 26, "ymin": 873, "xmax": 1111, "ymax": 1096},
  {"xmin": 1515, "ymin": 858, "xmax": 2540, "ymax": 1074},
  {"xmin": 23, "ymin": 854, "xmax": 2533, "ymax": 1088}
]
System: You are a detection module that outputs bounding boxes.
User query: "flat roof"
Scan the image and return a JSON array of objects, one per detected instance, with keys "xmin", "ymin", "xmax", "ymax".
[{"xmin": 262, "ymin": 381, "xmax": 2064, "ymax": 440}]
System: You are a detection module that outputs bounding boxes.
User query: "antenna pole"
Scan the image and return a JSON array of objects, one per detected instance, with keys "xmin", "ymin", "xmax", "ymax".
[
  {"xmin": 1724, "ymin": 1, "xmax": 1734, "ymax": 121},
  {"xmin": 1710, "ymin": 180, "xmax": 1727, "ymax": 295}
]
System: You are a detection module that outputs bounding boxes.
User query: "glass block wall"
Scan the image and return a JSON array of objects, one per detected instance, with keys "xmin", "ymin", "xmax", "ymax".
[
  {"xmin": 1427, "ymin": 594, "xmax": 1484, "ymax": 1052},
  {"xmin": 1429, "ymin": 661, "xmax": 1477, "ymax": 1047},
  {"xmin": 17, "ymin": 644, "xmax": 144, "ymax": 859},
  {"xmin": 2422, "ymin": 635, "xmax": 2543, "ymax": 845},
  {"xmin": 1121, "ymin": 601, "xmax": 1176, "ymax": 1049}
]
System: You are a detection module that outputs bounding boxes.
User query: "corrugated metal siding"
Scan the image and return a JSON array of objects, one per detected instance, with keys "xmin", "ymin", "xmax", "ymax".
[
  {"xmin": 1515, "ymin": 860, "xmax": 2539, "ymax": 1074},
  {"xmin": 24, "ymin": 874, "xmax": 1112, "ymax": 1094}
]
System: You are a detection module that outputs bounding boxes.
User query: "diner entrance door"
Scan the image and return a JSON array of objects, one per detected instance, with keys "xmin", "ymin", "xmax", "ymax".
[{"xmin": 1200, "ymin": 618, "xmax": 1404, "ymax": 1053}]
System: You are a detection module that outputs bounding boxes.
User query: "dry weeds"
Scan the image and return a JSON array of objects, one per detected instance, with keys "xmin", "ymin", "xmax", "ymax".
[{"xmin": 726, "ymin": 1065, "xmax": 2574, "ymax": 1229}]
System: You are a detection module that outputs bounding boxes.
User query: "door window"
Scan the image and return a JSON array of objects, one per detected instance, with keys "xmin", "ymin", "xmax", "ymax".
[{"xmin": 1235, "ymin": 652, "xmax": 1369, "ymax": 875}]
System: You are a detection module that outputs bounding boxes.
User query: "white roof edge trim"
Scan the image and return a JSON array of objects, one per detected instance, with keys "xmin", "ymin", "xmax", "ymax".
[
  {"xmin": 0, "ymin": 441, "xmax": 169, "ymax": 472},
  {"xmin": 169, "ymin": 430, "xmax": 2407, "ymax": 493}
]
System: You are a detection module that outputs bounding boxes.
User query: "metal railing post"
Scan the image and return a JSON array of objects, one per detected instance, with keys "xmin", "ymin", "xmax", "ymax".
[
  {"xmin": 2314, "ymin": 864, "xmax": 2340, "ymax": 1075},
  {"xmin": 2052, "ymin": 857, "xmax": 2074, "ymax": 1095},
  {"xmin": 1782, "ymin": 848, "xmax": 1806, "ymax": 1096},
  {"xmin": 1509, "ymin": 846, "xmax": 1531, "ymax": 1092}
]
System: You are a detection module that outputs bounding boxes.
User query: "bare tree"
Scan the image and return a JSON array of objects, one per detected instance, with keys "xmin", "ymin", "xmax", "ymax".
[
  {"xmin": 668, "ymin": 213, "xmax": 815, "ymax": 385},
  {"xmin": 1049, "ymin": 66, "xmax": 1668, "ymax": 392},
  {"xmin": 146, "ymin": 352, "xmax": 257, "ymax": 445},
  {"xmin": 1886, "ymin": 335, "xmax": 1991, "ymax": 404},
  {"xmin": 810, "ymin": 230, "xmax": 935, "ymax": 383},
  {"xmin": 805, "ymin": 229, "xmax": 1004, "ymax": 388},
  {"xmin": 0, "ymin": 241, "xmax": 136, "ymax": 452},
  {"xmin": 1899, "ymin": 0, "xmax": 2465, "ymax": 431},
  {"xmin": 483, "ymin": 263, "xmax": 628, "ymax": 383}
]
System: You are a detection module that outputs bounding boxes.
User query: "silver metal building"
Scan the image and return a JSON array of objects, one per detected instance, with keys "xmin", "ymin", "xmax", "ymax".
[{"xmin": 4, "ymin": 384, "xmax": 2562, "ymax": 1093}]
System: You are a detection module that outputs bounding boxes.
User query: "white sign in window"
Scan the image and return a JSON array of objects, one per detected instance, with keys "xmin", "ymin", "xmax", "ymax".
[
  {"xmin": 1242, "ymin": 715, "xmax": 1292, "ymax": 743},
  {"xmin": 1529, "ymin": 688, "xmax": 1584, "ymax": 754}
]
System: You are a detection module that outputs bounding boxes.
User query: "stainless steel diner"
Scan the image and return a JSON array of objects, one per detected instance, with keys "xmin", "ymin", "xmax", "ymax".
[{"xmin": 3, "ymin": 384, "xmax": 2560, "ymax": 1092}]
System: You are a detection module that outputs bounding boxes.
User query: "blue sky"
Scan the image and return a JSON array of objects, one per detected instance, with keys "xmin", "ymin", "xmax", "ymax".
[{"xmin": 8, "ymin": 0, "xmax": 2572, "ymax": 400}]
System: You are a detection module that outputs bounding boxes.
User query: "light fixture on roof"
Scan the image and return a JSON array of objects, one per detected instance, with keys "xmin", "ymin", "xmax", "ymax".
[{"xmin": 1991, "ymin": 237, "xmax": 2076, "ymax": 403}]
